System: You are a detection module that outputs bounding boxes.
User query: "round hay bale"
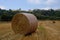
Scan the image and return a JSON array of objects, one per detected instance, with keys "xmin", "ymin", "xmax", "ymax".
[
  {"xmin": 11, "ymin": 13, "xmax": 38, "ymax": 35},
  {"xmin": 52, "ymin": 21, "xmax": 55, "ymax": 23}
]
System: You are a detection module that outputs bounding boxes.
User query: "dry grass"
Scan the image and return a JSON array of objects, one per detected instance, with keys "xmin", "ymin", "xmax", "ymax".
[
  {"xmin": 38, "ymin": 20, "xmax": 60, "ymax": 40},
  {"xmin": 0, "ymin": 22, "xmax": 11, "ymax": 36},
  {"xmin": 0, "ymin": 20, "xmax": 60, "ymax": 40}
]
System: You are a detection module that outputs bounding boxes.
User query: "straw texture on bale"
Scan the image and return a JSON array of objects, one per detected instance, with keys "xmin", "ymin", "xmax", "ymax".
[{"xmin": 11, "ymin": 13, "xmax": 38, "ymax": 35}]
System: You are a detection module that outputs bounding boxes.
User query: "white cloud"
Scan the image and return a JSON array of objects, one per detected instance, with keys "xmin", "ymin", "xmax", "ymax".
[
  {"xmin": 46, "ymin": 0, "xmax": 58, "ymax": 5},
  {"xmin": 0, "ymin": 6, "xmax": 6, "ymax": 9},
  {"xmin": 27, "ymin": 0, "xmax": 43, "ymax": 4},
  {"xmin": 27, "ymin": 0, "xmax": 59, "ymax": 9},
  {"xmin": 27, "ymin": 0, "xmax": 58, "ymax": 5},
  {"xmin": 40, "ymin": 7, "xmax": 59, "ymax": 10},
  {"xmin": 40, "ymin": 7, "xmax": 51, "ymax": 10}
]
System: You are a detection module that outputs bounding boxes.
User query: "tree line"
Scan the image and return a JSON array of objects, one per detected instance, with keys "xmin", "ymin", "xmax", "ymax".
[{"xmin": 0, "ymin": 8, "xmax": 60, "ymax": 21}]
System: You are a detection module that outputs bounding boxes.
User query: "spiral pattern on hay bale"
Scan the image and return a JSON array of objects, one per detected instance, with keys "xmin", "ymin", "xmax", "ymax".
[{"xmin": 11, "ymin": 13, "xmax": 38, "ymax": 35}]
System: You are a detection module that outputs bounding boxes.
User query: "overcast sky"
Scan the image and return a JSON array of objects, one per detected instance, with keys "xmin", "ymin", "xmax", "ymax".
[{"xmin": 0, "ymin": 0, "xmax": 60, "ymax": 10}]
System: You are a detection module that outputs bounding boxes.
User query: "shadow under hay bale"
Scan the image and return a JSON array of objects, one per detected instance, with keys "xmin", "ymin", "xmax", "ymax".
[{"xmin": 11, "ymin": 13, "xmax": 38, "ymax": 35}]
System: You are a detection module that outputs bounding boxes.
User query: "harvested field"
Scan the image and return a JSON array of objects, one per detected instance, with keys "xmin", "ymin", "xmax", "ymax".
[{"xmin": 0, "ymin": 20, "xmax": 60, "ymax": 40}]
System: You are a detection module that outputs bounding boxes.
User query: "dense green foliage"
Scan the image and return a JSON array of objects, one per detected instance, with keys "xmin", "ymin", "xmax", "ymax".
[
  {"xmin": 32, "ymin": 9, "xmax": 60, "ymax": 20},
  {"xmin": 0, "ymin": 8, "xmax": 60, "ymax": 21}
]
